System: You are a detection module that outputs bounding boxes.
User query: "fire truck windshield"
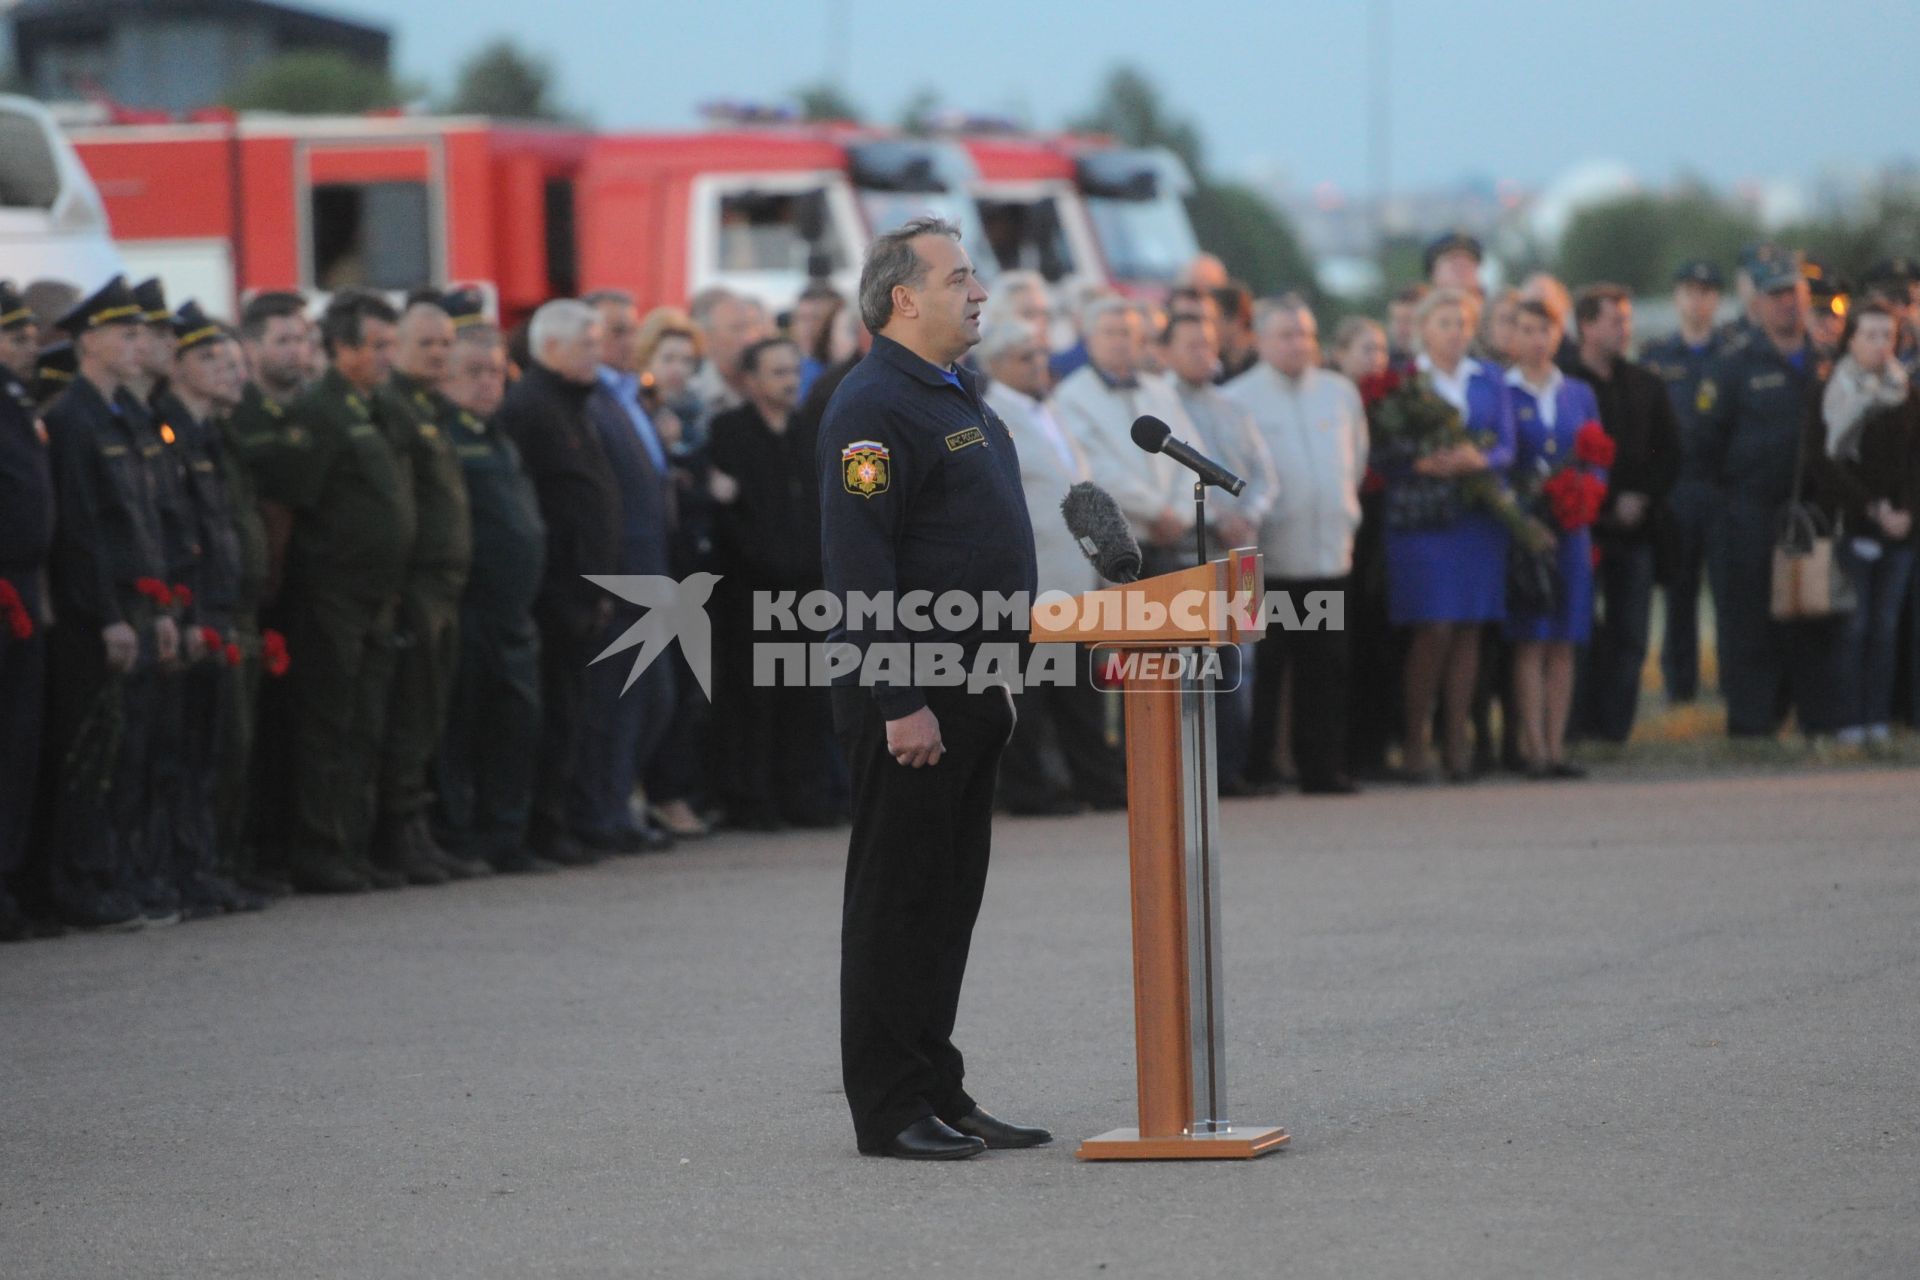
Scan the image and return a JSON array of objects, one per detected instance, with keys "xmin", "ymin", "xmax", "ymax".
[
  {"xmin": 0, "ymin": 109, "xmax": 60, "ymax": 210},
  {"xmin": 1084, "ymin": 193, "xmax": 1200, "ymax": 286},
  {"xmin": 976, "ymin": 195, "xmax": 1074, "ymax": 283},
  {"xmin": 857, "ymin": 191, "xmax": 1000, "ymax": 279}
]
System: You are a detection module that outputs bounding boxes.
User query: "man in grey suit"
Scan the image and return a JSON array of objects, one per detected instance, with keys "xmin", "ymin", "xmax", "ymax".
[{"xmin": 980, "ymin": 322, "xmax": 1126, "ymax": 814}]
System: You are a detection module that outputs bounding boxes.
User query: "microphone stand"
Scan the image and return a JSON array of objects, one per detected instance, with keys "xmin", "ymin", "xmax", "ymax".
[{"xmin": 1193, "ymin": 480, "xmax": 1208, "ymax": 568}]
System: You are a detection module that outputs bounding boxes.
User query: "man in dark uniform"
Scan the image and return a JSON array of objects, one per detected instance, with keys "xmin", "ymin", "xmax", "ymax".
[
  {"xmin": 1644, "ymin": 259, "xmax": 1729, "ymax": 704},
  {"xmin": 1697, "ymin": 250, "xmax": 1834, "ymax": 737},
  {"xmin": 38, "ymin": 275, "xmax": 180, "ymax": 929},
  {"xmin": 0, "ymin": 281, "xmax": 57, "ymax": 940},
  {"xmin": 1803, "ymin": 257, "xmax": 1849, "ymax": 360},
  {"xmin": 151, "ymin": 303, "xmax": 268, "ymax": 916},
  {"xmin": 224, "ymin": 291, "xmax": 314, "ymax": 894},
  {"xmin": 377, "ymin": 291, "xmax": 487, "ymax": 882},
  {"xmin": 819, "ymin": 217, "xmax": 1047, "ymax": 1160},
  {"xmin": 434, "ymin": 306, "xmax": 551, "ymax": 874},
  {"xmin": 497, "ymin": 299, "xmax": 620, "ymax": 870},
  {"xmin": 124, "ymin": 277, "xmax": 204, "ymax": 920},
  {"xmin": 249, "ymin": 291, "xmax": 417, "ymax": 893}
]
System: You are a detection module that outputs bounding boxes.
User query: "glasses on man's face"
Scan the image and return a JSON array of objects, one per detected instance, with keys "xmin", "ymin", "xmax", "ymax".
[{"xmin": 1017, "ymin": 347, "xmax": 1048, "ymax": 362}]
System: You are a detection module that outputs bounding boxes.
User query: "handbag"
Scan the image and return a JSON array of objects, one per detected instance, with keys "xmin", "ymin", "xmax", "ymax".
[
  {"xmin": 1506, "ymin": 537, "xmax": 1562, "ymax": 618},
  {"xmin": 1771, "ymin": 425, "xmax": 1858, "ymax": 620}
]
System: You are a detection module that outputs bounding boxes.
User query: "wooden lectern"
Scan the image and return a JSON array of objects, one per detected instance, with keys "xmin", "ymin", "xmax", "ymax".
[{"xmin": 1031, "ymin": 549, "xmax": 1289, "ymax": 1160}]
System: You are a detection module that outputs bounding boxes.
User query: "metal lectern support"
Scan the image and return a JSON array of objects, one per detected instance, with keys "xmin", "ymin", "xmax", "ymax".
[{"xmin": 1193, "ymin": 480, "xmax": 1208, "ymax": 568}]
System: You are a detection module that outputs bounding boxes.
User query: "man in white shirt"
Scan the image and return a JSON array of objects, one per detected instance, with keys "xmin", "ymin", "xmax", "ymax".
[
  {"xmin": 1163, "ymin": 313, "xmax": 1281, "ymax": 794},
  {"xmin": 1050, "ymin": 296, "xmax": 1196, "ymax": 575},
  {"xmin": 1223, "ymin": 295, "xmax": 1367, "ymax": 794},
  {"xmin": 979, "ymin": 322, "xmax": 1127, "ymax": 814}
]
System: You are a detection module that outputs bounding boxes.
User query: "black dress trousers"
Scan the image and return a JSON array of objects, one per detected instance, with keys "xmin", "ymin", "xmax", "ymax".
[{"xmin": 836, "ymin": 682, "xmax": 1014, "ymax": 1152}]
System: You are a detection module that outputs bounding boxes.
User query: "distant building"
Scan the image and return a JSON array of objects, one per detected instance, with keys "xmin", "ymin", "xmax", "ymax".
[{"xmin": 10, "ymin": 0, "xmax": 389, "ymax": 113}]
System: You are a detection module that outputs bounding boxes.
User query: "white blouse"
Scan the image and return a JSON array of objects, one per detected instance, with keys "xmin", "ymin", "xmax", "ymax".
[
  {"xmin": 1417, "ymin": 352, "xmax": 1475, "ymax": 416},
  {"xmin": 1505, "ymin": 364, "xmax": 1565, "ymax": 430}
]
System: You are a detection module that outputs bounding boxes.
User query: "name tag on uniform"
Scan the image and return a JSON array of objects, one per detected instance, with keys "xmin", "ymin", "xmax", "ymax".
[
  {"xmin": 348, "ymin": 423, "xmax": 378, "ymax": 439},
  {"xmin": 1749, "ymin": 372, "xmax": 1786, "ymax": 391},
  {"xmin": 945, "ymin": 426, "xmax": 986, "ymax": 452},
  {"xmin": 419, "ymin": 424, "xmax": 440, "ymax": 440},
  {"xmin": 100, "ymin": 444, "xmax": 128, "ymax": 458},
  {"xmin": 455, "ymin": 444, "xmax": 491, "ymax": 459},
  {"xmin": 191, "ymin": 460, "xmax": 215, "ymax": 473}
]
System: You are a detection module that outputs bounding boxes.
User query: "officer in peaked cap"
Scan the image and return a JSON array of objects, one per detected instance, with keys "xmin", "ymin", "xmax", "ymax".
[
  {"xmin": 441, "ymin": 286, "xmax": 490, "ymax": 329},
  {"xmin": 38, "ymin": 276, "xmax": 180, "ymax": 928},
  {"xmin": 150, "ymin": 303, "xmax": 267, "ymax": 916},
  {"xmin": 1695, "ymin": 248, "xmax": 1833, "ymax": 738},
  {"xmin": 0, "ymin": 280, "xmax": 57, "ymax": 939},
  {"xmin": 1644, "ymin": 258, "xmax": 1731, "ymax": 704},
  {"xmin": 31, "ymin": 341, "xmax": 75, "ymax": 408}
]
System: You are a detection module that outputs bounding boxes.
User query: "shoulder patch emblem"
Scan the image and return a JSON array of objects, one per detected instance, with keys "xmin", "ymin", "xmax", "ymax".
[
  {"xmin": 1695, "ymin": 379, "xmax": 1717, "ymax": 414},
  {"xmin": 944, "ymin": 426, "xmax": 986, "ymax": 452},
  {"xmin": 842, "ymin": 439, "xmax": 890, "ymax": 497}
]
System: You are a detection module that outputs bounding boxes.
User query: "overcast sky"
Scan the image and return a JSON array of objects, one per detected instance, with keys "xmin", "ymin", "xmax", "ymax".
[{"xmin": 329, "ymin": 0, "xmax": 1920, "ymax": 195}]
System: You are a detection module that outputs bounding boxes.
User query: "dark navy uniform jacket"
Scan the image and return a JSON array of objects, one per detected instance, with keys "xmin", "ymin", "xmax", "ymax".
[
  {"xmin": 1696, "ymin": 331, "xmax": 1829, "ymax": 513},
  {"xmin": 1642, "ymin": 329, "xmax": 1730, "ymax": 487},
  {"xmin": 0, "ymin": 369, "xmax": 53, "ymax": 613},
  {"xmin": 153, "ymin": 390, "xmax": 243, "ymax": 625},
  {"xmin": 43, "ymin": 375, "xmax": 170, "ymax": 630},
  {"xmin": 817, "ymin": 334, "xmax": 1037, "ymax": 721}
]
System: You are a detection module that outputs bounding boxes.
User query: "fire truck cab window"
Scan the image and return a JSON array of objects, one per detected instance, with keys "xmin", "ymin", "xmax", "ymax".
[
  {"xmin": 0, "ymin": 111, "xmax": 61, "ymax": 210},
  {"xmin": 978, "ymin": 198, "xmax": 1072, "ymax": 282},
  {"xmin": 716, "ymin": 190, "xmax": 842, "ymax": 274},
  {"xmin": 311, "ymin": 181, "xmax": 432, "ymax": 291}
]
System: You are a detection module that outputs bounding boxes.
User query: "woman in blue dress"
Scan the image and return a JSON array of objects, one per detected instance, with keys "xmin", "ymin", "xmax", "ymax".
[
  {"xmin": 1503, "ymin": 298, "xmax": 1604, "ymax": 778},
  {"xmin": 1376, "ymin": 287, "xmax": 1516, "ymax": 780}
]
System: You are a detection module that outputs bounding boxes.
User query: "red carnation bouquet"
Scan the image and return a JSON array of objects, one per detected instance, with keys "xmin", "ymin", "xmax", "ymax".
[
  {"xmin": 1526, "ymin": 420, "xmax": 1612, "ymax": 533},
  {"xmin": 0, "ymin": 579, "xmax": 32, "ymax": 640},
  {"xmin": 135, "ymin": 577, "xmax": 173, "ymax": 608},
  {"xmin": 262, "ymin": 629, "xmax": 291, "ymax": 677}
]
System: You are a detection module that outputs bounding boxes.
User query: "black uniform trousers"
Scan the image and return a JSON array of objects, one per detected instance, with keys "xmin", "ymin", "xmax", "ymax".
[
  {"xmin": 0, "ymin": 575, "xmax": 45, "ymax": 897},
  {"xmin": 38, "ymin": 626, "xmax": 154, "ymax": 908},
  {"xmin": 1247, "ymin": 575, "xmax": 1352, "ymax": 787},
  {"xmin": 216, "ymin": 622, "xmax": 263, "ymax": 882},
  {"xmin": 379, "ymin": 578, "xmax": 463, "ymax": 824},
  {"xmin": 437, "ymin": 611, "xmax": 542, "ymax": 860},
  {"xmin": 528, "ymin": 615, "xmax": 595, "ymax": 848},
  {"xmin": 1706, "ymin": 498, "xmax": 1841, "ymax": 735},
  {"xmin": 836, "ymin": 682, "xmax": 1014, "ymax": 1152},
  {"xmin": 284, "ymin": 588, "xmax": 399, "ymax": 871}
]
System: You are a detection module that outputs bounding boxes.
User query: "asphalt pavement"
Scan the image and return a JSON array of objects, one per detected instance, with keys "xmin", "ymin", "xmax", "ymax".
[{"xmin": 3, "ymin": 767, "xmax": 1916, "ymax": 1279}]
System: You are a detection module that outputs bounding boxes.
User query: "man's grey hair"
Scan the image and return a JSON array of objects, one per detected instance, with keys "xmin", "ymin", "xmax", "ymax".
[
  {"xmin": 688, "ymin": 285, "xmax": 738, "ymax": 329},
  {"xmin": 528, "ymin": 299, "xmax": 598, "ymax": 356},
  {"xmin": 1253, "ymin": 292, "xmax": 1314, "ymax": 333},
  {"xmin": 993, "ymin": 269, "xmax": 1048, "ymax": 305},
  {"xmin": 582, "ymin": 288, "xmax": 636, "ymax": 310},
  {"xmin": 858, "ymin": 215, "xmax": 963, "ymax": 334},
  {"xmin": 1078, "ymin": 293, "xmax": 1137, "ymax": 335},
  {"xmin": 976, "ymin": 320, "xmax": 1039, "ymax": 367}
]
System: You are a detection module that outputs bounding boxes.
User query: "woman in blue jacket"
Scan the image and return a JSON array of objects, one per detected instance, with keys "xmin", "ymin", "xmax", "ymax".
[
  {"xmin": 1376, "ymin": 287, "xmax": 1516, "ymax": 781},
  {"xmin": 1503, "ymin": 299, "xmax": 1603, "ymax": 778}
]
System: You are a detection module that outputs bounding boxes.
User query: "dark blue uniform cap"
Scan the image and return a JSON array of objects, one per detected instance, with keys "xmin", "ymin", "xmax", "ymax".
[
  {"xmin": 0, "ymin": 279, "xmax": 31, "ymax": 330},
  {"xmin": 1423, "ymin": 229, "xmax": 1483, "ymax": 276},
  {"xmin": 33, "ymin": 340, "xmax": 75, "ymax": 400},
  {"xmin": 441, "ymin": 286, "xmax": 488, "ymax": 329},
  {"xmin": 55, "ymin": 275, "xmax": 144, "ymax": 336},
  {"xmin": 1749, "ymin": 248, "xmax": 1803, "ymax": 293},
  {"xmin": 1673, "ymin": 259, "xmax": 1724, "ymax": 289},
  {"xmin": 132, "ymin": 276, "xmax": 169, "ymax": 323},
  {"xmin": 171, "ymin": 299, "xmax": 225, "ymax": 353}
]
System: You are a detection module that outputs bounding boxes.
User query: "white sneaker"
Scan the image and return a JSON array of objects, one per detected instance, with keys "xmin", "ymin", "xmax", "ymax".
[{"xmin": 1835, "ymin": 726, "xmax": 1867, "ymax": 748}]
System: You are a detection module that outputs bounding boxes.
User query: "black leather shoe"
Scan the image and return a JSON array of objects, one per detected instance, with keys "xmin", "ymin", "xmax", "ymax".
[
  {"xmin": 287, "ymin": 859, "xmax": 373, "ymax": 895},
  {"xmin": 1299, "ymin": 774, "xmax": 1359, "ymax": 796},
  {"xmin": 489, "ymin": 847, "xmax": 561, "ymax": 875},
  {"xmin": 878, "ymin": 1116, "xmax": 986, "ymax": 1161},
  {"xmin": 1549, "ymin": 761, "xmax": 1588, "ymax": 779},
  {"xmin": 949, "ymin": 1107, "xmax": 1052, "ymax": 1149}
]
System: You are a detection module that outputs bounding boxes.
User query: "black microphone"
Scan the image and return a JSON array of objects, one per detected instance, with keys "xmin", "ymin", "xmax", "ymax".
[
  {"xmin": 1130, "ymin": 415, "xmax": 1247, "ymax": 495},
  {"xmin": 1060, "ymin": 481, "xmax": 1143, "ymax": 584}
]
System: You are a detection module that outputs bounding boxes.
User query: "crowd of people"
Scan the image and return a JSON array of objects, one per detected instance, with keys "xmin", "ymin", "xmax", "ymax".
[{"xmin": 2, "ymin": 225, "xmax": 1917, "ymax": 941}]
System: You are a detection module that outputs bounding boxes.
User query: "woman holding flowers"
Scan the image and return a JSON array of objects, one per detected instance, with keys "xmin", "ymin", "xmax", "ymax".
[
  {"xmin": 1368, "ymin": 287, "xmax": 1517, "ymax": 781},
  {"xmin": 1503, "ymin": 299, "xmax": 1608, "ymax": 778}
]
